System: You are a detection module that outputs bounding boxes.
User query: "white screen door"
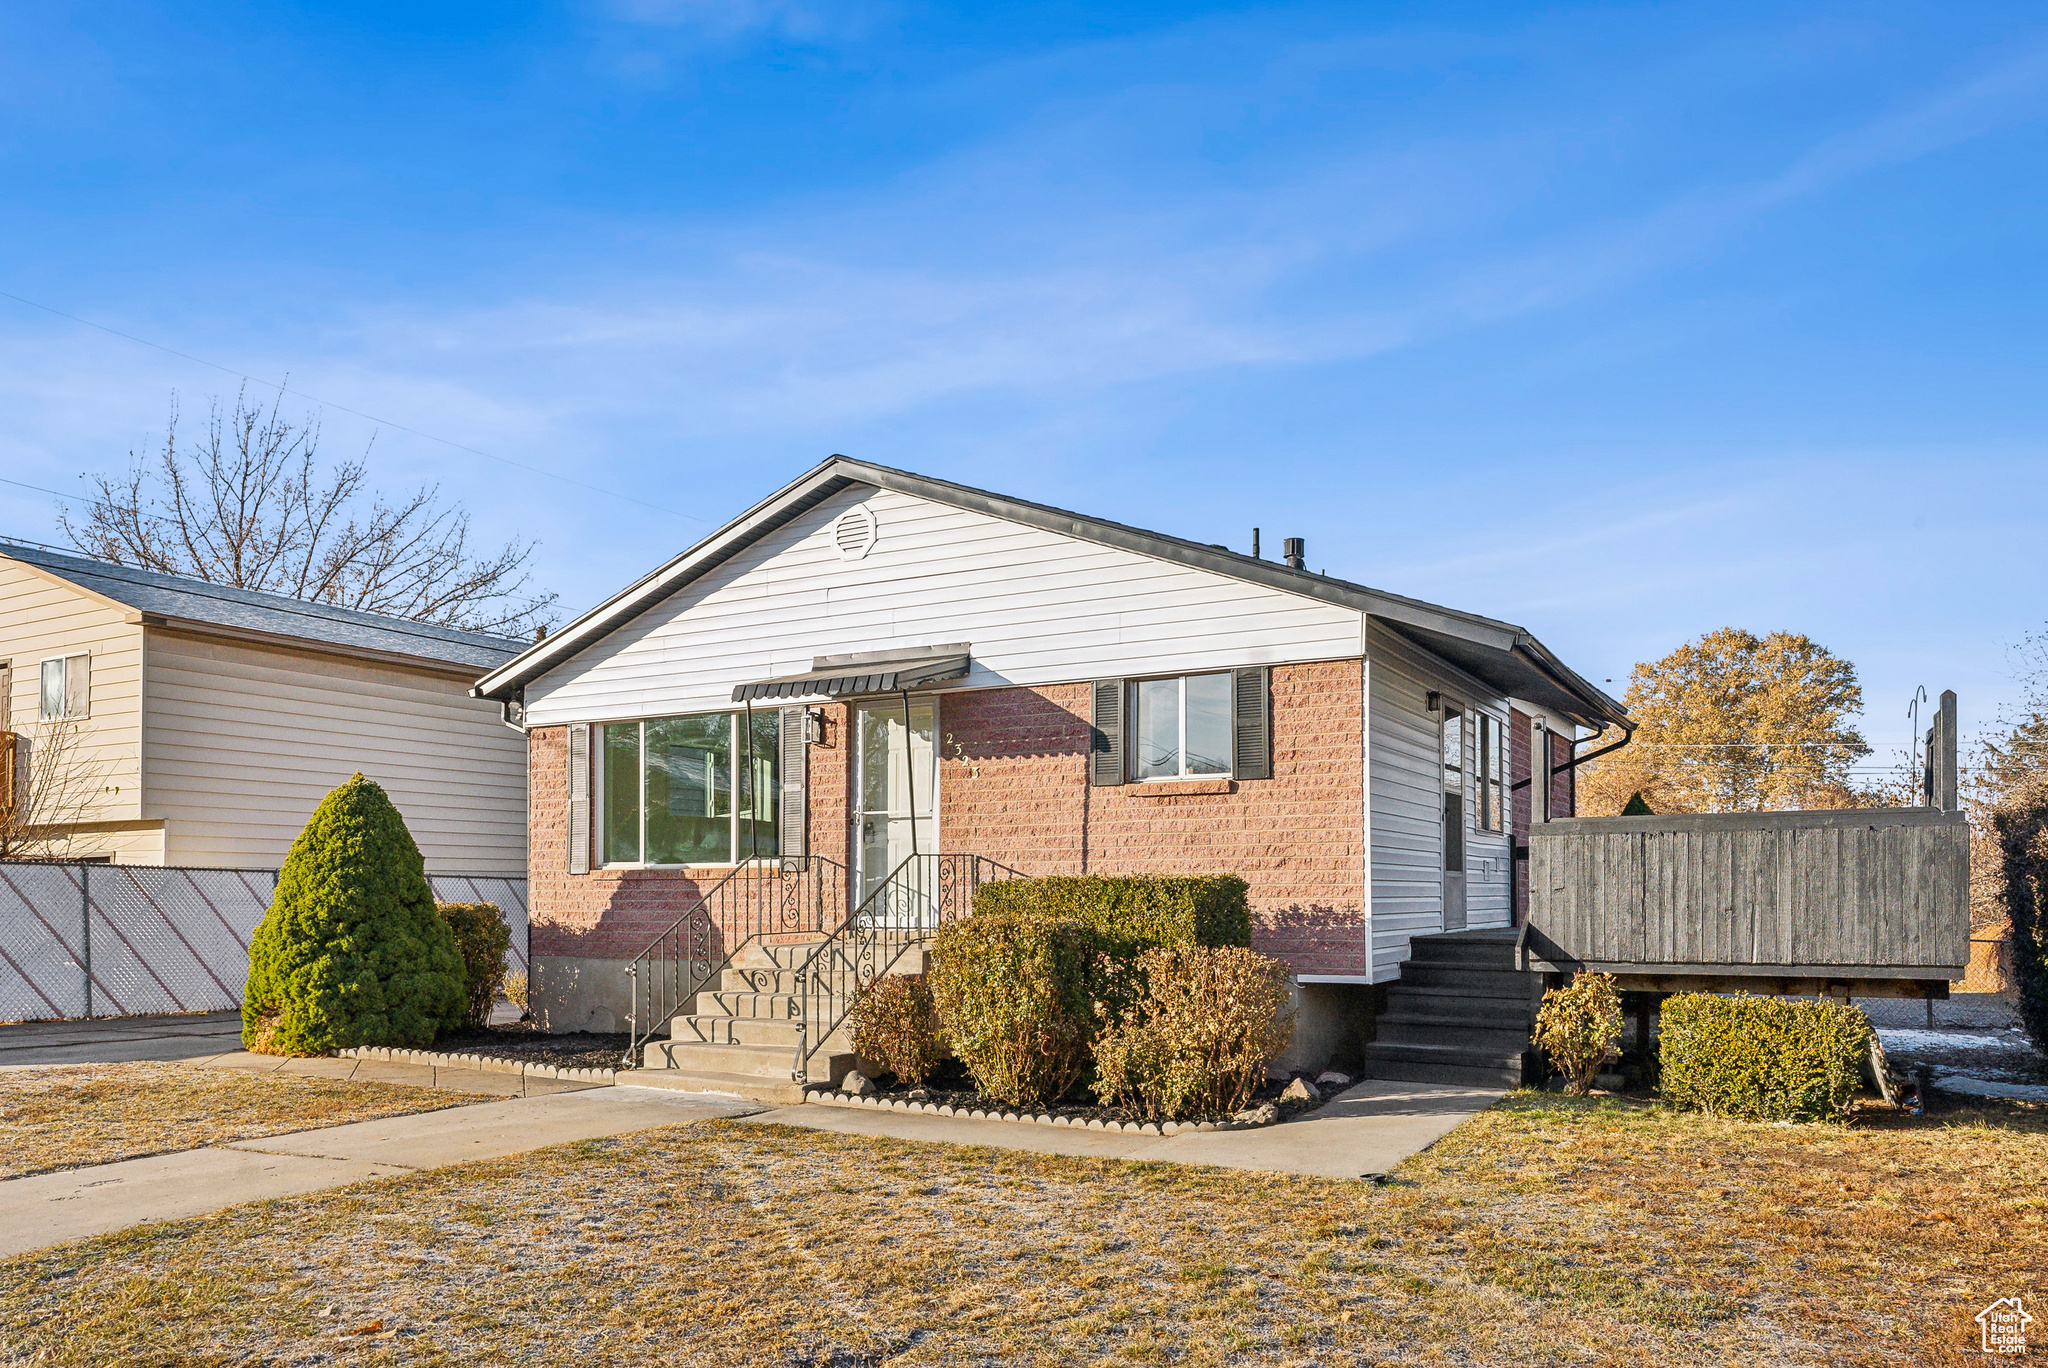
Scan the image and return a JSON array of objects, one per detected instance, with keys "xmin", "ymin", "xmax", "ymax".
[{"xmin": 853, "ymin": 698, "xmax": 938, "ymax": 918}]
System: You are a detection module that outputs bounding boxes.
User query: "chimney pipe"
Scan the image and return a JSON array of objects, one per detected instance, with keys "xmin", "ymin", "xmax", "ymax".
[
  {"xmin": 1252, "ymin": 528, "xmax": 1261, "ymax": 559},
  {"xmin": 1283, "ymin": 537, "xmax": 1306, "ymax": 570}
]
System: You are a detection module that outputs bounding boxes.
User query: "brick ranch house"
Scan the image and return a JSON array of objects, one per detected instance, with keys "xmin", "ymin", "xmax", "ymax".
[{"xmin": 473, "ymin": 457, "xmax": 1629, "ymax": 1086}]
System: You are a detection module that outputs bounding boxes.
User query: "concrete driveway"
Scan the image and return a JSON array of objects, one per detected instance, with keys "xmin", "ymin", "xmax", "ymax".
[{"xmin": 0, "ymin": 1010, "xmax": 244, "ymax": 1068}]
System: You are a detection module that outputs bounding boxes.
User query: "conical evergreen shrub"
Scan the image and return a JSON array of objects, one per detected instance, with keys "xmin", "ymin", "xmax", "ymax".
[
  {"xmin": 1621, "ymin": 791, "xmax": 1655, "ymax": 816},
  {"xmin": 242, "ymin": 773, "xmax": 466, "ymax": 1055}
]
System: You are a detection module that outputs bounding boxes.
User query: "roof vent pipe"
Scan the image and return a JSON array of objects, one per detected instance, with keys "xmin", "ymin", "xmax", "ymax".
[{"xmin": 1283, "ymin": 537, "xmax": 1306, "ymax": 570}]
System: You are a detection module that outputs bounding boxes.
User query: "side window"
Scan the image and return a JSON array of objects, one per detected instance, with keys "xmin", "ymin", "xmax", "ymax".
[
  {"xmin": 1441, "ymin": 703, "xmax": 1465, "ymax": 870},
  {"xmin": 1129, "ymin": 673, "xmax": 1233, "ymax": 780},
  {"xmin": 38, "ymin": 654, "xmax": 90, "ymax": 721},
  {"xmin": 1476, "ymin": 714, "xmax": 1505, "ymax": 833}
]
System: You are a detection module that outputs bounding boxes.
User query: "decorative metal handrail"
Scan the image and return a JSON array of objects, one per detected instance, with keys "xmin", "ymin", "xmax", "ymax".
[
  {"xmin": 622, "ymin": 855, "xmax": 848, "ymax": 1067},
  {"xmin": 788, "ymin": 852, "xmax": 1022, "ymax": 1084}
]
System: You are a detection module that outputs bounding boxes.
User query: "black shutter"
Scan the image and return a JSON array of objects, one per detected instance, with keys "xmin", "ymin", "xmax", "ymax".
[
  {"xmin": 566, "ymin": 723, "xmax": 591, "ymax": 875},
  {"xmin": 1232, "ymin": 666, "xmax": 1271, "ymax": 780},
  {"xmin": 778, "ymin": 705, "xmax": 808, "ymax": 858},
  {"xmin": 1089, "ymin": 680, "xmax": 1125, "ymax": 786}
]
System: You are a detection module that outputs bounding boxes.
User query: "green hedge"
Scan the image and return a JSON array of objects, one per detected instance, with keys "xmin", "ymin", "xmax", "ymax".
[
  {"xmin": 1659, "ymin": 994, "xmax": 1872, "ymax": 1122},
  {"xmin": 970, "ymin": 874, "xmax": 1252, "ymax": 953},
  {"xmin": 928, "ymin": 917, "xmax": 1104, "ymax": 1106},
  {"xmin": 437, "ymin": 903, "xmax": 511, "ymax": 1030}
]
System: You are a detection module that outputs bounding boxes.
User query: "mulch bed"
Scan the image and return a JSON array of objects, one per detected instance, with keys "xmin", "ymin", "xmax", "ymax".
[
  {"xmin": 839, "ymin": 1057, "xmax": 1335, "ymax": 1127},
  {"xmin": 432, "ymin": 1024, "xmax": 633, "ymax": 1072}
]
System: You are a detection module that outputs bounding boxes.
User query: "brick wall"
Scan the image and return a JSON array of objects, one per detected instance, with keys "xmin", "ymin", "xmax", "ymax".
[{"xmin": 528, "ymin": 658, "xmax": 1370, "ymax": 977}]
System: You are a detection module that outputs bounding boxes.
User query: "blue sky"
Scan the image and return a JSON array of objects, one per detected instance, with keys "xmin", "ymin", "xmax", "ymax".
[{"xmin": 4, "ymin": 2, "xmax": 2046, "ymax": 766}]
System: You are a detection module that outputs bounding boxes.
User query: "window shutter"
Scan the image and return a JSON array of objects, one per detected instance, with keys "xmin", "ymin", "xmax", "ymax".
[
  {"xmin": 566, "ymin": 723, "xmax": 590, "ymax": 875},
  {"xmin": 1089, "ymin": 680, "xmax": 1125, "ymax": 786},
  {"xmin": 1232, "ymin": 666, "xmax": 1271, "ymax": 781},
  {"xmin": 63, "ymin": 655, "xmax": 90, "ymax": 719},
  {"xmin": 778, "ymin": 705, "xmax": 808, "ymax": 858}
]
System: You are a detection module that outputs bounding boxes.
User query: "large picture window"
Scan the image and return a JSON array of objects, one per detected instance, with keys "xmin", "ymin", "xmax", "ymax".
[
  {"xmin": 1131, "ymin": 673, "xmax": 1233, "ymax": 780},
  {"xmin": 600, "ymin": 711, "xmax": 779, "ymax": 866}
]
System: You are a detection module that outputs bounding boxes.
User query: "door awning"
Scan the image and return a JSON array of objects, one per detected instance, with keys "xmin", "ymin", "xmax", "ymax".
[{"xmin": 731, "ymin": 643, "xmax": 972, "ymax": 702}]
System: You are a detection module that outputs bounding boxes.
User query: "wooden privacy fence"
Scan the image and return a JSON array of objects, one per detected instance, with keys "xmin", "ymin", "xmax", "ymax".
[
  {"xmin": 0, "ymin": 862, "xmax": 529, "ymax": 1023},
  {"xmin": 1525, "ymin": 808, "xmax": 1970, "ymax": 990}
]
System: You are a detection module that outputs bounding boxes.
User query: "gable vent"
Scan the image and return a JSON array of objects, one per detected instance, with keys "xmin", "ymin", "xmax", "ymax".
[{"xmin": 833, "ymin": 507, "xmax": 879, "ymax": 560}]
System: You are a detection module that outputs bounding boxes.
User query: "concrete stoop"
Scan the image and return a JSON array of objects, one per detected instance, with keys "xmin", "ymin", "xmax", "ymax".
[
  {"xmin": 1358, "ymin": 930, "xmax": 1542, "ymax": 1088},
  {"xmin": 627, "ymin": 938, "xmax": 857, "ymax": 1106}
]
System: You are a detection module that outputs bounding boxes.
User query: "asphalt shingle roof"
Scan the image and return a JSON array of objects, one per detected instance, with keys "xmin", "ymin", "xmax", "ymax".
[{"xmin": 1, "ymin": 541, "xmax": 522, "ymax": 672}]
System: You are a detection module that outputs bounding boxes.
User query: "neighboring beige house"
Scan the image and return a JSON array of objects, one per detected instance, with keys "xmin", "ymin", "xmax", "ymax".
[{"xmin": 0, "ymin": 540, "xmax": 528, "ymax": 872}]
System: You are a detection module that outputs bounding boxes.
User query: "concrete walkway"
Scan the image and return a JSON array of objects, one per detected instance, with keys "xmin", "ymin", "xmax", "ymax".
[
  {"xmin": 744, "ymin": 1079, "xmax": 1500, "ymax": 1180},
  {"xmin": 0, "ymin": 1085, "xmax": 761, "ymax": 1257}
]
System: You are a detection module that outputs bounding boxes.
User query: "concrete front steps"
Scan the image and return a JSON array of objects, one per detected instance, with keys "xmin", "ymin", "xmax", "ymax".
[
  {"xmin": 1359, "ymin": 929, "xmax": 1543, "ymax": 1088},
  {"xmin": 630, "ymin": 939, "xmax": 855, "ymax": 1106}
]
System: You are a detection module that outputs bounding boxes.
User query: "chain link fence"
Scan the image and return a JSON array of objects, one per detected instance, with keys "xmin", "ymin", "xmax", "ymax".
[{"xmin": 0, "ymin": 862, "xmax": 528, "ymax": 1023}]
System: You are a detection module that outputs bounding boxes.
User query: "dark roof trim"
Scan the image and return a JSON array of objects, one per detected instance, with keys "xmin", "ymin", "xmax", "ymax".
[
  {"xmin": 733, "ymin": 643, "xmax": 972, "ymax": 702},
  {"xmin": 473, "ymin": 457, "xmax": 1628, "ymax": 727},
  {"xmin": 1, "ymin": 540, "xmax": 520, "ymax": 671}
]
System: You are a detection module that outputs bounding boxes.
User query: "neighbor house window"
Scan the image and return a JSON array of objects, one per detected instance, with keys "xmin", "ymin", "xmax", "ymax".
[
  {"xmin": 600, "ymin": 711, "xmax": 779, "ymax": 865},
  {"xmin": 1476, "ymin": 713, "xmax": 1505, "ymax": 833},
  {"xmin": 1131, "ymin": 673, "xmax": 1233, "ymax": 780},
  {"xmin": 39, "ymin": 655, "xmax": 89, "ymax": 721}
]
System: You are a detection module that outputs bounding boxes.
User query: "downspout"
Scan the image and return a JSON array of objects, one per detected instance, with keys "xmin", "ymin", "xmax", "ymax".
[{"xmin": 1557, "ymin": 722, "xmax": 1635, "ymax": 774}]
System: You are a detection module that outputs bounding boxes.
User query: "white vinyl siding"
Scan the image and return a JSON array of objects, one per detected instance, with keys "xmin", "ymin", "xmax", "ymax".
[
  {"xmin": 141, "ymin": 630, "xmax": 527, "ymax": 873},
  {"xmin": 1366, "ymin": 622, "xmax": 1515, "ymax": 981},
  {"xmin": 0, "ymin": 558, "xmax": 146, "ymax": 843},
  {"xmin": 520, "ymin": 485, "xmax": 1368, "ymax": 726}
]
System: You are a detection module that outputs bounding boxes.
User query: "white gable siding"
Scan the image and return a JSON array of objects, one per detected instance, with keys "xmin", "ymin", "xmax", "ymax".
[
  {"xmin": 142, "ymin": 630, "xmax": 528, "ymax": 873},
  {"xmin": 1366, "ymin": 622, "xmax": 1516, "ymax": 982},
  {"xmin": 522, "ymin": 484, "xmax": 1367, "ymax": 725}
]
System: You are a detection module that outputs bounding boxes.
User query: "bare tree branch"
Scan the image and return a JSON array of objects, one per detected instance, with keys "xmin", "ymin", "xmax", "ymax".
[
  {"xmin": 60, "ymin": 388, "xmax": 558, "ymax": 637},
  {"xmin": 0, "ymin": 721, "xmax": 108, "ymax": 861}
]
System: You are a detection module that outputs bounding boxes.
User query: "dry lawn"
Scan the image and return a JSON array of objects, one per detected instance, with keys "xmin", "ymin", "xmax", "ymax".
[
  {"xmin": 0, "ymin": 1091, "xmax": 2041, "ymax": 1366},
  {"xmin": 0, "ymin": 1062, "xmax": 480, "ymax": 1178}
]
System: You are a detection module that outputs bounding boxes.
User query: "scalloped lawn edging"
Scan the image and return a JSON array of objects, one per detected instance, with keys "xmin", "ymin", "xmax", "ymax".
[
  {"xmin": 334, "ymin": 1045, "xmax": 617, "ymax": 1085},
  {"xmin": 803, "ymin": 1087, "xmax": 1287, "ymax": 1135}
]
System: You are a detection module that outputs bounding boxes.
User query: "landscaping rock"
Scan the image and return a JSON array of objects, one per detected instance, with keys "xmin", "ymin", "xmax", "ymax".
[
  {"xmin": 1595, "ymin": 1072, "xmax": 1627, "ymax": 1092},
  {"xmin": 1316, "ymin": 1071, "xmax": 1353, "ymax": 1089},
  {"xmin": 1232, "ymin": 1102, "xmax": 1280, "ymax": 1126},
  {"xmin": 841, "ymin": 1072, "xmax": 875, "ymax": 1097},
  {"xmin": 1280, "ymin": 1077, "xmax": 1319, "ymax": 1102}
]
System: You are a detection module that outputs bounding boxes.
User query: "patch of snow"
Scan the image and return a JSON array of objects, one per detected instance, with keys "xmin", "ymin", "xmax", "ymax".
[
  {"xmin": 1928, "ymin": 1072, "xmax": 2048, "ymax": 1102},
  {"xmin": 1875, "ymin": 1029, "xmax": 2023, "ymax": 1052}
]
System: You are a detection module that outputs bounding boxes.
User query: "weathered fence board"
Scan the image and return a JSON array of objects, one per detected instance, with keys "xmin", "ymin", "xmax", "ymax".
[{"xmin": 1528, "ymin": 808, "xmax": 1969, "ymax": 982}]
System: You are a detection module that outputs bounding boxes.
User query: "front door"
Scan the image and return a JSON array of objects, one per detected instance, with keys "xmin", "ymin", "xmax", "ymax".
[{"xmin": 852, "ymin": 697, "xmax": 939, "ymax": 918}]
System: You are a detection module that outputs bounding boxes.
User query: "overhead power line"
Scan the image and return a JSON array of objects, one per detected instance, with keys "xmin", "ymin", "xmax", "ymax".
[
  {"xmin": 0, "ymin": 288, "xmax": 706, "ymax": 524},
  {"xmin": 0, "ymin": 475, "xmax": 76, "ymax": 502}
]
